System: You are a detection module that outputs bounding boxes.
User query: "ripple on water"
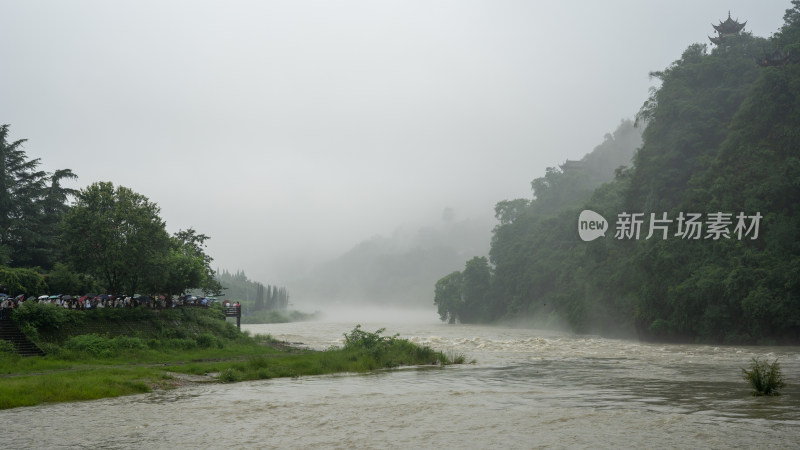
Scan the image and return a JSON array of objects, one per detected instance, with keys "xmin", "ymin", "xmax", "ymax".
[{"xmin": 2, "ymin": 322, "xmax": 799, "ymax": 448}]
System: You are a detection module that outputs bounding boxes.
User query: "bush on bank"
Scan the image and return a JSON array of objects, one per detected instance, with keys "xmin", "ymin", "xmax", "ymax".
[
  {"xmin": 170, "ymin": 325, "xmax": 462, "ymax": 383},
  {"xmin": 742, "ymin": 358, "xmax": 786, "ymax": 396}
]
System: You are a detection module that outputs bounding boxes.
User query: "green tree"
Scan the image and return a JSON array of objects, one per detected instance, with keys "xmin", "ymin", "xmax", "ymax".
[
  {"xmin": 494, "ymin": 199, "xmax": 530, "ymax": 226},
  {"xmin": 172, "ymin": 228, "xmax": 223, "ymax": 296},
  {"xmin": 153, "ymin": 228, "xmax": 223, "ymax": 297},
  {"xmin": 434, "ymin": 270, "xmax": 463, "ymax": 324},
  {"xmin": 433, "ymin": 257, "xmax": 494, "ymax": 324},
  {"xmin": 151, "ymin": 247, "xmax": 205, "ymax": 298},
  {"xmin": 776, "ymin": 0, "xmax": 800, "ymax": 55},
  {"xmin": 62, "ymin": 182, "xmax": 171, "ymax": 294},
  {"xmin": 0, "ymin": 266, "xmax": 47, "ymax": 296},
  {"xmin": 30, "ymin": 169, "xmax": 79, "ymax": 267},
  {"xmin": 0, "ymin": 125, "xmax": 78, "ymax": 268},
  {"xmin": 46, "ymin": 262, "xmax": 99, "ymax": 295},
  {"xmin": 460, "ymin": 256, "xmax": 492, "ymax": 323},
  {"xmin": 0, "ymin": 125, "xmax": 38, "ymax": 251},
  {"xmin": 0, "ymin": 124, "xmax": 46, "ymax": 267}
]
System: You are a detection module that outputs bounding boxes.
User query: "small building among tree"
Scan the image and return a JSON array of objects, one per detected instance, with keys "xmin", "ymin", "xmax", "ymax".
[
  {"xmin": 559, "ymin": 159, "xmax": 585, "ymax": 172},
  {"xmin": 755, "ymin": 47, "xmax": 793, "ymax": 67},
  {"xmin": 709, "ymin": 12, "xmax": 746, "ymax": 46}
]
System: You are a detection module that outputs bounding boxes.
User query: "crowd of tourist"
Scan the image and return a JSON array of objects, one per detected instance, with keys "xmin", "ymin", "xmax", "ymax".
[{"xmin": 0, "ymin": 292, "xmax": 220, "ymax": 319}]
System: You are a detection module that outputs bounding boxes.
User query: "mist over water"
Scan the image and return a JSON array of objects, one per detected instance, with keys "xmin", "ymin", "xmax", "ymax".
[
  {"xmin": 310, "ymin": 305, "xmax": 441, "ymax": 325},
  {"xmin": 288, "ymin": 212, "xmax": 492, "ymax": 309}
]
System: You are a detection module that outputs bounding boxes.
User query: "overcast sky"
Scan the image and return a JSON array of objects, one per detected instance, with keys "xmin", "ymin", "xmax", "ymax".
[{"xmin": 1, "ymin": 1, "xmax": 790, "ymax": 284}]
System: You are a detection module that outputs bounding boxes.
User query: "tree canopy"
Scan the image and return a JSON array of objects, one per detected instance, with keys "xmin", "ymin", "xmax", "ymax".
[
  {"xmin": 59, "ymin": 182, "xmax": 227, "ymax": 297},
  {"xmin": 62, "ymin": 182, "xmax": 171, "ymax": 294},
  {"xmin": 0, "ymin": 124, "xmax": 76, "ymax": 268}
]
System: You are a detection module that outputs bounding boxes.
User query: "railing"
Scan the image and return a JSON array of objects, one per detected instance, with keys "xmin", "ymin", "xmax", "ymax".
[
  {"xmin": 224, "ymin": 306, "xmax": 241, "ymax": 329},
  {"xmin": 0, "ymin": 301, "xmax": 243, "ymax": 327}
]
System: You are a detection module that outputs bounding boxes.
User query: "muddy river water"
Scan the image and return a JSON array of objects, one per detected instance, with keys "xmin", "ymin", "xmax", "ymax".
[{"xmin": 2, "ymin": 316, "xmax": 799, "ymax": 448}]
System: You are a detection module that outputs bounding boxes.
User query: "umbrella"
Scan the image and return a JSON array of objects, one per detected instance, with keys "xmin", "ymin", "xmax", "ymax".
[{"xmin": 62, "ymin": 295, "xmax": 74, "ymax": 300}]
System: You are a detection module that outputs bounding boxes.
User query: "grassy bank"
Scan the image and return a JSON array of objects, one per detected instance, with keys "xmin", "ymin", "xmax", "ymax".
[{"xmin": 0, "ymin": 304, "xmax": 461, "ymax": 410}]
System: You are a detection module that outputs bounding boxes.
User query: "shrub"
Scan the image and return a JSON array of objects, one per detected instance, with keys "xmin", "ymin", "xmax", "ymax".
[
  {"xmin": 64, "ymin": 334, "xmax": 148, "ymax": 357},
  {"xmin": 343, "ymin": 325, "xmax": 396, "ymax": 356},
  {"xmin": 742, "ymin": 358, "xmax": 786, "ymax": 396},
  {"xmin": 196, "ymin": 333, "xmax": 222, "ymax": 349},
  {"xmin": 341, "ymin": 325, "xmax": 457, "ymax": 367},
  {"xmin": 17, "ymin": 322, "xmax": 39, "ymax": 342},
  {"xmin": 12, "ymin": 301, "xmax": 83, "ymax": 331},
  {"xmin": 65, "ymin": 334, "xmax": 113, "ymax": 357},
  {"xmin": 218, "ymin": 368, "xmax": 243, "ymax": 382},
  {"xmin": 111, "ymin": 335, "xmax": 148, "ymax": 351},
  {"xmin": 0, "ymin": 339, "xmax": 16, "ymax": 354}
]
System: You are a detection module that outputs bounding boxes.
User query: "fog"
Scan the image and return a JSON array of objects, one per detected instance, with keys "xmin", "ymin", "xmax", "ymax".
[
  {"xmin": 311, "ymin": 305, "xmax": 443, "ymax": 325},
  {"xmin": 0, "ymin": 1, "xmax": 788, "ymax": 308}
]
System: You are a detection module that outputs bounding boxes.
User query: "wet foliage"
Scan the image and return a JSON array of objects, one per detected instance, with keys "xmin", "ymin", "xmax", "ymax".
[{"xmin": 742, "ymin": 358, "xmax": 786, "ymax": 396}]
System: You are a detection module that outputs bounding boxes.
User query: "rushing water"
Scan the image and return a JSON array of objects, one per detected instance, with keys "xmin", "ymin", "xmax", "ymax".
[{"xmin": 2, "ymin": 315, "xmax": 799, "ymax": 449}]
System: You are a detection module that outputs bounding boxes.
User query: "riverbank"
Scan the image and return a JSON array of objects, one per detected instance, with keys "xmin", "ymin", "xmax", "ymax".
[{"xmin": 0, "ymin": 304, "xmax": 462, "ymax": 410}]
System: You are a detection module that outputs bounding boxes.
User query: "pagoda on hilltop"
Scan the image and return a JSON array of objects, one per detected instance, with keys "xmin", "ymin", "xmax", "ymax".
[{"xmin": 709, "ymin": 11, "xmax": 746, "ymax": 46}]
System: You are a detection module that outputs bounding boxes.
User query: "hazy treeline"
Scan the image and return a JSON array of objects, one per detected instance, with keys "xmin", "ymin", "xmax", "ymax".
[
  {"xmin": 292, "ymin": 214, "xmax": 490, "ymax": 308},
  {"xmin": 215, "ymin": 269, "xmax": 288, "ymax": 311},
  {"xmin": 436, "ymin": 4, "xmax": 800, "ymax": 344}
]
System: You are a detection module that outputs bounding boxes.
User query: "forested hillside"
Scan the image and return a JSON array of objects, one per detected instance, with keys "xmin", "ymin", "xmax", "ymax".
[{"xmin": 435, "ymin": 4, "xmax": 800, "ymax": 344}]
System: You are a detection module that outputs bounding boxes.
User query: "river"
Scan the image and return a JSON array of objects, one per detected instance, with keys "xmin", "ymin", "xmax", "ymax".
[{"xmin": 2, "ymin": 312, "xmax": 799, "ymax": 449}]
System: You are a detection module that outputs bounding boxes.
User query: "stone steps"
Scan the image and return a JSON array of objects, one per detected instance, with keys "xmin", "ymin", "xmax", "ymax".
[{"xmin": 0, "ymin": 319, "xmax": 45, "ymax": 356}]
